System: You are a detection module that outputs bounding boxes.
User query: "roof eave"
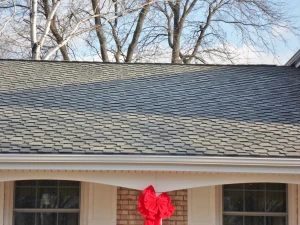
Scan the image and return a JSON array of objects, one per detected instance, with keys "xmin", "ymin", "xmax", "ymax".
[{"xmin": 1, "ymin": 154, "xmax": 300, "ymax": 174}]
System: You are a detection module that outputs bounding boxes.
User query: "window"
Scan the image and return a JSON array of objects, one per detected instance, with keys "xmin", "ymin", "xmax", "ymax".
[
  {"xmin": 14, "ymin": 180, "xmax": 80, "ymax": 225},
  {"xmin": 223, "ymin": 183, "xmax": 287, "ymax": 225}
]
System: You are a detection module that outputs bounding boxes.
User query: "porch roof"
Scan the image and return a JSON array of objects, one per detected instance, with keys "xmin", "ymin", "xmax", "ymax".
[{"xmin": 0, "ymin": 59, "xmax": 300, "ymax": 157}]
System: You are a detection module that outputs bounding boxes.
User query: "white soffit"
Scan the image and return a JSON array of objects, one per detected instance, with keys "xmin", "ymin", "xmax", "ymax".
[{"xmin": 0, "ymin": 154, "xmax": 300, "ymax": 174}]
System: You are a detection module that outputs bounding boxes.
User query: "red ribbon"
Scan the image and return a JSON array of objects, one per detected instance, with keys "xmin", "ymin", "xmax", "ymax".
[{"xmin": 138, "ymin": 185, "xmax": 176, "ymax": 225}]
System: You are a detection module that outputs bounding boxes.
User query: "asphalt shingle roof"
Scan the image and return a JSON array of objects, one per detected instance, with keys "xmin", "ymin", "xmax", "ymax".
[{"xmin": 0, "ymin": 59, "xmax": 300, "ymax": 157}]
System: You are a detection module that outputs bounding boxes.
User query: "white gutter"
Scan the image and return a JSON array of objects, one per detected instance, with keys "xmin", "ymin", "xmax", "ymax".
[{"xmin": 1, "ymin": 154, "xmax": 300, "ymax": 174}]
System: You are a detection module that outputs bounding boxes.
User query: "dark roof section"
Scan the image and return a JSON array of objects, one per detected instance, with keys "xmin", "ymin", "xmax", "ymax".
[{"xmin": 0, "ymin": 59, "xmax": 300, "ymax": 157}]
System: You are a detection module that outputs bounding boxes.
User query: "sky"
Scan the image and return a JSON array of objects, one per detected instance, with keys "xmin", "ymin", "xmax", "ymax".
[{"xmin": 235, "ymin": 0, "xmax": 300, "ymax": 65}]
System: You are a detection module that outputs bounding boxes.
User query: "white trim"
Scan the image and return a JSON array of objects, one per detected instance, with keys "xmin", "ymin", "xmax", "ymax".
[
  {"xmin": 285, "ymin": 49, "xmax": 300, "ymax": 67},
  {"xmin": 288, "ymin": 184, "xmax": 297, "ymax": 225},
  {"xmin": 188, "ymin": 186, "xmax": 216, "ymax": 225},
  {"xmin": 1, "ymin": 170, "xmax": 300, "ymax": 192},
  {"xmin": 219, "ymin": 183, "xmax": 296, "ymax": 225},
  {"xmin": 1, "ymin": 154, "xmax": 300, "ymax": 174},
  {"xmin": 298, "ymin": 185, "xmax": 300, "ymax": 225},
  {"xmin": 0, "ymin": 182, "xmax": 4, "ymax": 225},
  {"xmin": 80, "ymin": 182, "xmax": 88, "ymax": 225},
  {"xmin": 216, "ymin": 185, "xmax": 222, "ymax": 225},
  {"xmin": 4, "ymin": 182, "xmax": 13, "ymax": 225}
]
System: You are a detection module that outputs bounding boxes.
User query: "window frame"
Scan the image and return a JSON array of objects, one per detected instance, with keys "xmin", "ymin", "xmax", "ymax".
[
  {"xmin": 221, "ymin": 183, "xmax": 291, "ymax": 225},
  {"xmin": 12, "ymin": 180, "xmax": 80, "ymax": 225}
]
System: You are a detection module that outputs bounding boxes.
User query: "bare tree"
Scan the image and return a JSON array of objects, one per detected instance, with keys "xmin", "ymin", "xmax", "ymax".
[
  {"xmin": 0, "ymin": 0, "xmax": 157, "ymax": 60},
  {"xmin": 0, "ymin": 0, "xmax": 299, "ymax": 63},
  {"xmin": 149, "ymin": 0, "xmax": 299, "ymax": 64},
  {"xmin": 87, "ymin": 0, "xmax": 154, "ymax": 62}
]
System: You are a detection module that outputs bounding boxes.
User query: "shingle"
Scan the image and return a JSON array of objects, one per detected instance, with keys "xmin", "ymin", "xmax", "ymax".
[{"xmin": 0, "ymin": 60, "xmax": 299, "ymax": 157}]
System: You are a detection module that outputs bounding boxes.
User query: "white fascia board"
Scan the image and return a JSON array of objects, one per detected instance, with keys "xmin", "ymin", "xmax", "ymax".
[
  {"xmin": 1, "ymin": 154, "xmax": 300, "ymax": 174},
  {"xmin": 285, "ymin": 49, "xmax": 300, "ymax": 67}
]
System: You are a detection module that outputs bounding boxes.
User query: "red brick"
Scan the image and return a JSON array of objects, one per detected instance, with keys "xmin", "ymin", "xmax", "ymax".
[
  {"xmin": 121, "ymin": 195, "xmax": 137, "ymax": 200},
  {"xmin": 176, "ymin": 222, "xmax": 188, "ymax": 225},
  {"xmin": 118, "ymin": 200, "xmax": 129, "ymax": 205},
  {"xmin": 120, "ymin": 210, "xmax": 129, "ymax": 215},
  {"xmin": 128, "ymin": 221, "xmax": 144, "ymax": 225},
  {"xmin": 176, "ymin": 191, "xmax": 187, "ymax": 196},
  {"xmin": 129, "ymin": 190, "xmax": 141, "ymax": 195},
  {"xmin": 172, "ymin": 196, "xmax": 183, "ymax": 201}
]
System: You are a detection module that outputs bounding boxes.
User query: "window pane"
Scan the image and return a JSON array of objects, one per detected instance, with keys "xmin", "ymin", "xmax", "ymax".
[
  {"xmin": 245, "ymin": 191, "xmax": 265, "ymax": 212},
  {"xmin": 266, "ymin": 192, "xmax": 286, "ymax": 212},
  {"xmin": 37, "ymin": 180, "xmax": 58, "ymax": 186},
  {"xmin": 245, "ymin": 216, "xmax": 264, "ymax": 225},
  {"xmin": 266, "ymin": 216, "xmax": 286, "ymax": 225},
  {"xmin": 36, "ymin": 213, "xmax": 57, "ymax": 225},
  {"xmin": 223, "ymin": 215, "xmax": 243, "ymax": 225},
  {"xmin": 58, "ymin": 213, "xmax": 79, "ymax": 225},
  {"xmin": 15, "ymin": 180, "xmax": 36, "ymax": 186},
  {"xmin": 37, "ymin": 188, "xmax": 58, "ymax": 208},
  {"xmin": 59, "ymin": 181, "xmax": 80, "ymax": 187},
  {"xmin": 266, "ymin": 184, "xmax": 286, "ymax": 191},
  {"xmin": 245, "ymin": 183, "xmax": 265, "ymax": 190},
  {"xmin": 223, "ymin": 184, "xmax": 244, "ymax": 190},
  {"xmin": 15, "ymin": 187, "xmax": 36, "ymax": 208},
  {"xmin": 14, "ymin": 212, "xmax": 35, "ymax": 225},
  {"xmin": 59, "ymin": 188, "xmax": 79, "ymax": 209},
  {"xmin": 223, "ymin": 190, "xmax": 243, "ymax": 211}
]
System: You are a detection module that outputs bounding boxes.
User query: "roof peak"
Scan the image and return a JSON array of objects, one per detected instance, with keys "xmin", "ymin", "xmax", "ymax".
[
  {"xmin": 285, "ymin": 49, "xmax": 300, "ymax": 68},
  {"xmin": 0, "ymin": 58, "xmax": 277, "ymax": 67}
]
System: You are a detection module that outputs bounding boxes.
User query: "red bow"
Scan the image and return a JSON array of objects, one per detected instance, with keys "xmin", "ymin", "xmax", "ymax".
[{"xmin": 138, "ymin": 185, "xmax": 176, "ymax": 225}]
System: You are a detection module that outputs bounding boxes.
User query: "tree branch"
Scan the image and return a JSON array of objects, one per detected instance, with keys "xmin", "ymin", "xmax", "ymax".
[
  {"xmin": 39, "ymin": 0, "xmax": 61, "ymax": 49},
  {"xmin": 0, "ymin": 0, "xmax": 16, "ymax": 34}
]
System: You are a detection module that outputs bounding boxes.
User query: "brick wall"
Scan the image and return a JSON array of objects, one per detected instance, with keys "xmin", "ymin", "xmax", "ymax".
[{"xmin": 117, "ymin": 187, "xmax": 187, "ymax": 225}]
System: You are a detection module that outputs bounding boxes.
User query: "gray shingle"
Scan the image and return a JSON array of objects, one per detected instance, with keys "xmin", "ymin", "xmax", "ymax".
[{"xmin": 0, "ymin": 59, "xmax": 300, "ymax": 157}]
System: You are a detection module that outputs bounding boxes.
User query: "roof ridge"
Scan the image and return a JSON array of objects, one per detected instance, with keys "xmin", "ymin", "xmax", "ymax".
[{"xmin": 0, "ymin": 58, "xmax": 278, "ymax": 67}]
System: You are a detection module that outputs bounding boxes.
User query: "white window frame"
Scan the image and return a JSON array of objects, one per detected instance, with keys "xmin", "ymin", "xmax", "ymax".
[
  {"xmin": 3, "ymin": 181, "xmax": 117, "ymax": 225},
  {"xmin": 4, "ymin": 180, "xmax": 82, "ymax": 225},
  {"xmin": 218, "ymin": 184, "xmax": 297, "ymax": 225}
]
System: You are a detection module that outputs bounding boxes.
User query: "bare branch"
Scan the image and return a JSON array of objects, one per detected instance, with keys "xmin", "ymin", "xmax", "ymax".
[
  {"xmin": 39, "ymin": 0, "xmax": 61, "ymax": 49},
  {"xmin": 44, "ymin": 0, "xmax": 157, "ymax": 60},
  {"xmin": 0, "ymin": 0, "xmax": 16, "ymax": 34}
]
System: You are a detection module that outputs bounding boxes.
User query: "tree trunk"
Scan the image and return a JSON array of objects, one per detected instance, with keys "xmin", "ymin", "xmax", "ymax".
[
  {"xmin": 125, "ymin": 0, "xmax": 152, "ymax": 62},
  {"xmin": 170, "ymin": 1, "xmax": 182, "ymax": 64},
  {"xmin": 50, "ymin": 21, "xmax": 70, "ymax": 60},
  {"xmin": 30, "ymin": 0, "xmax": 39, "ymax": 60},
  {"xmin": 91, "ymin": 0, "xmax": 110, "ymax": 62},
  {"xmin": 32, "ymin": 43, "xmax": 41, "ymax": 60}
]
